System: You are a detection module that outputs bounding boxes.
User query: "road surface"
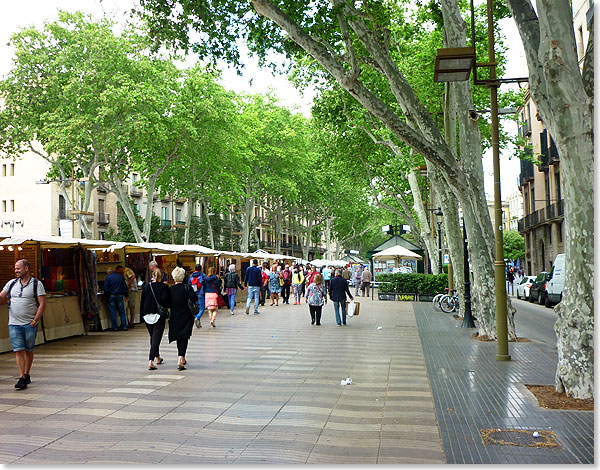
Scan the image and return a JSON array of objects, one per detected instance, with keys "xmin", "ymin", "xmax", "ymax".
[{"xmin": 510, "ymin": 296, "xmax": 558, "ymax": 346}]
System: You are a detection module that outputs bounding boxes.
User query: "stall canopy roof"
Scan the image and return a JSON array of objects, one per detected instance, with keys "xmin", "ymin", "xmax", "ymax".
[
  {"xmin": 100, "ymin": 241, "xmax": 218, "ymax": 256},
  {"xmin": 250, "ymin": 249, "xmax": 295, "ymax": 261},
  {"xmin": 0, "ymin": 233, "xmax": 117, "ymax": 250},
  {"xmin": 372, "ymin": 245, "xmax": 422, "ymax": 261},
  {"xmin": 310, "ymin": 259, "xmax": 347, "ymax": 267}
]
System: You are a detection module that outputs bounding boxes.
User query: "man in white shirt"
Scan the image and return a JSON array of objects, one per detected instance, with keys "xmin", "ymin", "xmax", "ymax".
[{"xmin": 0, "ymin": 259, "xmax": 46, "ymax": 390}]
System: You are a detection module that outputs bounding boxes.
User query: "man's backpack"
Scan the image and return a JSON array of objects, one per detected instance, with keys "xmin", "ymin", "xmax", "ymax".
[
  {"xmin": 190, "ymin": 275, "xmax": 203, "ymax": 292},
  {"xmin": 7, "ymin": 278, "xmax": 40, "ymax": 308}
]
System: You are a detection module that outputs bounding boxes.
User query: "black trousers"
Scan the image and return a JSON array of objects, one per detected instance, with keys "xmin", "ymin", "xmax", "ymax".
[
  {"xmin": 260, "ymin": 285, "xmax": 268, "ymax": 305},
  {"xmin": 309, "ymin": 305, "xmax": 323, "ymax": 325},
  {"xmin": 281, "ymin": 283, "xmax": 291, "ymax": 302},
  {"xmin": 177, "ymin": 338, "xmax": 189, "ymax": 357},
  {"xmin": 146, "ymin": 317, "xmax": 166, "ymax": 361}
]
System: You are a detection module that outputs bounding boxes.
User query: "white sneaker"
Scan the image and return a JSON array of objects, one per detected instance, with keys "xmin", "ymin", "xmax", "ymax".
[{"xmin": 231, "ymin": 310, "xmax": 234, "ymax": 315}]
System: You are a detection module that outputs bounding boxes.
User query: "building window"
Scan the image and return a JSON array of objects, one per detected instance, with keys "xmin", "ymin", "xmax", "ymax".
[
  {"xmin": 2, "ymin": 200, "xmax": 5, "ymax": 212},
  {"xmin": 555, "ymin": 171, "xmax": 561, "ymax": 201},
  {"xmin": 524, "ymin": 189, "xmax": 529, "ymax": 214},
  {"xmin": 59, "ymin": 195, "xmax": 66, "ymax": 219},
  {"xmin": 161, "ymin": 206, "xmax": 169, "ymax": 220},
  {"xmin": 134, "ymin": 204, "xmax": 140, "ymax": 215},
  {"xmin": 98, "ymin": 199, "xmax": 105, "ymax": 214},
  {"xmin": 544, "ymin": 174, "xmax": 550, "ymax": 206},
  {"xmin": 10, "ymin": 164, "xmax": 14, "ymax": 176},
  {"xmin": 2, "ymin": 165, "xmax": 5, "ymax": 177},
  {"xmin": 176, "ymin": 208, "xmax": 182, "ymax": 223},
  {"xmin": 10, "ymin": 200, "xmax": 14, "ymax": 212},
  {"xmin": 558, "ymin": 222, "xmax": 563, "ymax": 242},
  {"xmin": 531, "ymin": 187, "xmax": 535, "ymax": 212},
  {"xmin": 99, "ymin": 231, "xmax": 105, "ymax": 240}
]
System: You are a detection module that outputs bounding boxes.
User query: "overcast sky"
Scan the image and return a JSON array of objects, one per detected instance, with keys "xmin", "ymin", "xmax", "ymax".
[{"xmin": 0, "ymin": 0, "xmax": 523, "ymax": 198}]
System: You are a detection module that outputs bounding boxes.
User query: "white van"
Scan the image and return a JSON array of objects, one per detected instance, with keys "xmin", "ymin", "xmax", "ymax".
[{"xmin": 545, "ymin": 253, "xmax": 565, "ymax": 307}]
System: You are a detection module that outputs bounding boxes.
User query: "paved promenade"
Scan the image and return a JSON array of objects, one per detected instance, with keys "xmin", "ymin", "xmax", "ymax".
[{"xmin": 0, "ymin": 297, "xmax": 444, "ymax": 464}]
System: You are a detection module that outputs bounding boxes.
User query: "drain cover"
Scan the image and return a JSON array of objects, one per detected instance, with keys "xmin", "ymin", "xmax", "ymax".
[{"xmin": 480, "ymin": 429, "xmax": 559, "ymax": 448}]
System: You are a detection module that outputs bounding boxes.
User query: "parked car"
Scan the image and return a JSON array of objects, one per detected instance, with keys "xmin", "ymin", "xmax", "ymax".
[
  {"xmin": 529, "ymin": 271, "xmax": 551, "ymax": 304},
  {"xmin": 545, "ymin": 254, "xmax": 565, "ymax": 307},
  {"xmin": 516, "ymin": 275, "xmax": 537, "ymax": 300}
]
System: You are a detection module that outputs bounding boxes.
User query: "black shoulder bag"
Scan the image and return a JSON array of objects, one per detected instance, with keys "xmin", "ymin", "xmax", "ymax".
[
  {"xmin": 149, "ymin": 283, "xmax": 169, "ymax": 319},
  {"xmin": 185, "ymin": 284, "xmax": 200, "ymax": 316}
]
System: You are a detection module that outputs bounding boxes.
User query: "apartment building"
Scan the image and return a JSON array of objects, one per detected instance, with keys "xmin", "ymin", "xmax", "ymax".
[
  {"xmin": 0, "ymin": 150, "xmax": 119, "ymax": 239},
  {"xmin": 506, "ymin": 191, "xmax": 523, "ymax": 232},
  {"xmin": 516, "ymin": 0, "xmax": 591, "ymax": 275}
]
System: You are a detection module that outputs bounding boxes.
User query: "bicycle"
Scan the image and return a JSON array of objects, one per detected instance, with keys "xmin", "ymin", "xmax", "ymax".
[
  {"xmin": 440, "ymin": 290, "xmax": 459, "ymax": 313},
  {"xmin": 432, "ymin": 288, "xmax": 450, "ymax": 310}
]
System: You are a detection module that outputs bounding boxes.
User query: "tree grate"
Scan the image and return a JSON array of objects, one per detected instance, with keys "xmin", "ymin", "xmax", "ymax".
[{"xmin": 480, "ymin": 429, "xmax": 559, "ymax": 448}]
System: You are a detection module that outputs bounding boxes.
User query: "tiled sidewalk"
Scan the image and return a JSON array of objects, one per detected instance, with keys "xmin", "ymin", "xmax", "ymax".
[
  {"xmin": 413, "ymin": 302, "xmax": 594, "ymax": 464},
  {"xmin": 0, "ymin": 297, "xmax": 444, "ymax": 464}
]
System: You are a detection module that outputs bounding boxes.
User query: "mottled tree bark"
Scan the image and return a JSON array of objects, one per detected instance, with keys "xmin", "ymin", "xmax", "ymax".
[{"xmin": 506, "ymin": 0, "xmax": 594, "ymax": 398}]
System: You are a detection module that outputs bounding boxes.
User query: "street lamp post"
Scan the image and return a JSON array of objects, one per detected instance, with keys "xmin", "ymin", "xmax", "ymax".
[
  {"xmin": 461, "ymin": 217, "xmax": 475, "ymax": 328},
  {"xmin": 434, "ymin": 208, "xmax": 443, "ymax": 274},
  {"xmin": 432, "ymin": 0, "xmax": 526, "ymax": 361}
]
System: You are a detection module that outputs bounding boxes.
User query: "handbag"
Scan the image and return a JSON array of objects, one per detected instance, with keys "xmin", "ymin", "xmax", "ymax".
[
  {"xmin": 279, "ymin": 276, "xmax": 284, "ymax": 287},
  {"xmin": 185, "ymin": 284, "xmax": 200, "ymax": 315},
  {"xmin": 149, "ymin": 282, "xmax": 169, "ymax": 319}
]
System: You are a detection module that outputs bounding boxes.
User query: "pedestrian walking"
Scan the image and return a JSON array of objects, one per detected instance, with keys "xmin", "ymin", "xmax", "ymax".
[
  {"xmin": 140, "ymin": 268, "xmax": 171, "ymax": 370},
  {"xmin": 281, "ymin": 264, "xmax": 292, "ymax": 304},
  {"xmin": 245, "ymin": 259, "xmax": 262, "ymax": 315},
  {"xmin": 306, "ymin": 264, "xmax": 319, "ymax": 286},
  {"xmin": 506, "ymin": 269, "xmax": 515, "ymax": 296},
  {"xmin": 301, "ymin": 265, "xmax": 308, "ymax": 297},
  {"xmin": 103, "ymin": 265, "xmax": 129, "ymax": 331},
  {"xmin": 0, "ymin": 259, "xmax": 46, "ymax": 390},
  {"xmin": 169, "ymin": 267, "xmax": 198, "ymax": 370},
  {"xmin": 259, "ymin": 262, "xmax": 270, "ymax": 306},
  {"xmin": 306, "ymin": 273, "xmax": 326, "ymax": 325},
  {"xmin": 224, "ymin": 264, "xmax": 244, "ymax": 314},
  {"xmin": 124, "ymin": 265, "xmax": 138, "ymax": 328},
  {"xmin": 268, "ymin": 264, "xmax": 282, "ymax": 306},
  {"xmin": 341, "ymin": 266, "xmax": 351, "ymax": 282},
  {"xmin": 149, "ymin": 260, "xmax": 167, "ymax": 283},
  {"xmin": 291, "ymin": 266, "xmax": 304, "ymax": 304},
  {"xmin": 352, "ymin": 267, "xmax": 362, "ymax": 296},
  {"xmin": 329, "ymin": 269, "xmax": 354, "ymax": 326},
  {"xmin": 203, "ymin": 267, "xmax": 221, "ymax": 327},
  {"xmin": 189, "ymin": 264, "xmax": 205, "ymax": 328},
  {"xmin": 322, "ymin": 265, "xmax": 331, "ymax": 294},
  {"xmin": 361, "ymin": 266, "xmax": 372, "ymax": 297}
]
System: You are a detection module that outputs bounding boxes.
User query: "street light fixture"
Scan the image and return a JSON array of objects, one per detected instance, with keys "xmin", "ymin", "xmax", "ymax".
[{"xmin": 432, "ymin": 0, "xmax": 528, "ymax": 361}]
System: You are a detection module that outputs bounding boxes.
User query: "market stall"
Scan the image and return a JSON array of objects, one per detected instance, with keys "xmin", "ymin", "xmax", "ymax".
[{"xmin": 0, "ymin": 234, "xmax": 116, "ymax": 353}]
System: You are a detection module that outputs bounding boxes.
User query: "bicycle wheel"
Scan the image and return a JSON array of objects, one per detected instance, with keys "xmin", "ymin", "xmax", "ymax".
[
  {"xmin": 432, "ymin": 294, "xmax": 444, "ymax": 310},
  {"xmin": 440, "ymin": 296, "xmax": 456, "ymax": 313}
]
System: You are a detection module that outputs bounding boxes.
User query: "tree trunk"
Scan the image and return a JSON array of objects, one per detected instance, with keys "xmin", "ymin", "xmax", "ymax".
[
  {"xmin": 408, "ymin": 169, "xmax": 439, "ymax": 274},
  {"xmin": 202, "ymin": 199, "xmax": 215, "ymax": 249},
  {"xmin": 142, "ymin": 177, "xmax": 157, "ymax": 242},
  {"xmin": 183, "ymin": 197, "xmax": 194, "ymax": 245},
  {"xmin": 441, "ymin": 0, "xmax": 516, "ymax": 339},
  {"xmin": 506, "ymin": 0, "xmax": 594, "ymax": 398},
  {"xmin": 109, "ymin": 176, "xmax": 144, "ymax": 243},
  {"xmin": 241, "ymin": 190, "xmax": 254, "ymax": 253}
]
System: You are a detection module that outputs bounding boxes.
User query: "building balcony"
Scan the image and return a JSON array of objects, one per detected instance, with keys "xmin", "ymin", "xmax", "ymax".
[
  {"xmin": 130, "ymin": 185, "xmax": 143, "ymax": 197},
  {"xmin": 97, "ymin": 212, "xmax": 110, "ymax": 225},
  {"xmin": 160, "ymin": 219, "xmax": 172, "ymax": 228},
  {"xmin": 518, "ymin": 199, "xmax": 564, "ymax": 233},
  {"xmin": 175, "ymin": 197, "xmax": 186, "ymax": 204},
  {"xmin": 97, "ymin": 185, "xmax": 108, "ymax": 194}
]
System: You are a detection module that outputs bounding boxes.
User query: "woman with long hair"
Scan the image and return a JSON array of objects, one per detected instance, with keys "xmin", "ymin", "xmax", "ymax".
[
  {"xmin": 140, "ymin": 268, "xmax": 171, "ymax": 370},
  {"xmin": 169, "ymin": 267, "xmax": 198, "ymax": 370},
  {"xmin": 203, "ymin": 266, "xmax": 221, "ymax": 327},
  {"xmin": 306, "ymin": 273, "xmax": 326, "ymax": 325}
]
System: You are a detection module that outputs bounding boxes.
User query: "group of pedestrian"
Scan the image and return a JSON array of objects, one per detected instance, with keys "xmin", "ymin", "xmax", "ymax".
[
  {"xmin": 2, "ymin": 257, "xmax": 371, "ymax": 387},
  {"xmin": 505, "ymin": 266, "xmax": 523, "ymax": 296}
]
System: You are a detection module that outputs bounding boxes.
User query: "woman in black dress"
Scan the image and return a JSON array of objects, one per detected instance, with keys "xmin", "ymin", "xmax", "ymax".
[
  {"xmin": 140, "ymin": 268, "xmax": 171, "ymax": 370},
  {"xmin": 169, "ymin": 267, "xmax": 198, "ymax": 370}
]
